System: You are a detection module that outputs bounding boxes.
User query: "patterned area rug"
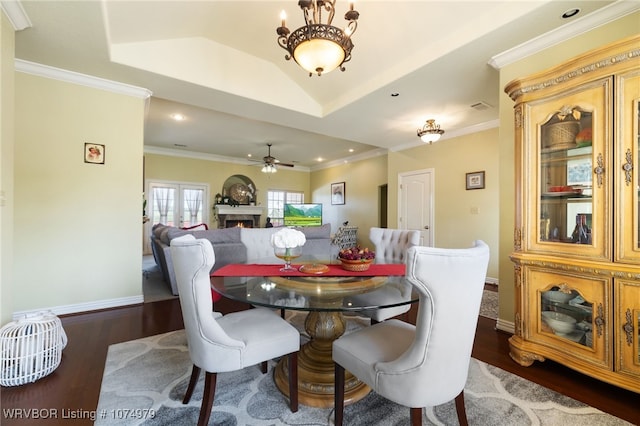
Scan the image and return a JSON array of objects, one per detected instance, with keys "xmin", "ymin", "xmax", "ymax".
[
  {"xmin": 480, "ymin": 288, "xmax": 498, "ymax": 320},
  {"xmin": 96, "ymin": 313, "xmax": 630, "ymax": 426}
]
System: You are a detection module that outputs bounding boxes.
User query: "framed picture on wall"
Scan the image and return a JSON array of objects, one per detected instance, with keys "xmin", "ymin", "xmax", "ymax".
[
  {"xmin": 466, "ymin": 171, "xmax": 485, "ymax": 190},
  {"xmin": 84, "ymin": 143, "xmax": 105, "ymax": 164},
  {"xmin": 331, "ymin": 182, "xmax": 345, "ymax": 205}
]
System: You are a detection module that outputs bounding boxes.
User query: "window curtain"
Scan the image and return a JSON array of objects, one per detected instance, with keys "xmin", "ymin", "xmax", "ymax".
[
  {"xmin": 184, "ymin": 189, "xmax": 202, "ymax": 226},
  {"xmin": 154, "ymin": 187, "xmax": 171, "ymax": 225}
]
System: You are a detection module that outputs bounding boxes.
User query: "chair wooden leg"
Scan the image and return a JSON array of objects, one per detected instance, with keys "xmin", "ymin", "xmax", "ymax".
[
  {"xmin": 281, "ymin": 308, "xmax": 285, "ymax": 319},
  {"xmin": 197, "ymin": 372, "xmax": 217, "ymax": 426},
  {"xmin": 454, "ymin": 391, "xmax": 468, "ymax": 426},
  {"xmin": 260, "ymin": 361, "xmax": 268, "ymax": 374},
  {"xmin": 183, "ymin": 365, "xmax": 201, "ymax": 404},
  {"xmin": 410, "ymin": 407, "xmax": 422, "ymax": 426},
  {"xmin": 288, "ymin": 352, "xmax": 298, "ymax": 412},
  {"xmin": 334, "ymin": 363, "xmax": 345, "ymax": 426}
]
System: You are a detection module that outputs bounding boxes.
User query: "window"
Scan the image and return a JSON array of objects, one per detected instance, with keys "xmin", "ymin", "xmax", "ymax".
[
  {"xmin": 267, "ymin": 190, "xmax": 304, "ymax": 226},
  {"xmin": 147, "ymin": 182, "xmax": 209, "ymax": 228}
]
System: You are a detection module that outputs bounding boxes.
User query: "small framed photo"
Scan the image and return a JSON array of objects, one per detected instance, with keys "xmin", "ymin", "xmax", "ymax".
[
  {"xmin": 84, "ymin": 143, "xmax": 105, "ymax": 164},
  {"xmin": 466, "ymin": 171, "xmax": 485, "ymax": 190},
  {"xmin": 331, "ymin": 182, "xmax": 345, "ymax": 205}
]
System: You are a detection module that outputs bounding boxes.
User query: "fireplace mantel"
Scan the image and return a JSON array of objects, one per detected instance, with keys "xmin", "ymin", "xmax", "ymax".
[
  {"xmin": 215, "ymin": 205, "xmax": 264, "ymax": 216},
  {"xmin": 215, "ymin": 205, "xmax": 264, "ymax": 228}
]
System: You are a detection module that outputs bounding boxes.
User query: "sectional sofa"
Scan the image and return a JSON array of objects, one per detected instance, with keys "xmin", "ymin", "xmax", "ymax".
[{"xmin": 150, "ymin": 223, "xmax": 334, "ymax": 295}]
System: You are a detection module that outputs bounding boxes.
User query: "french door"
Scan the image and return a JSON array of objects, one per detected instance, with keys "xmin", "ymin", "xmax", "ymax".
[{"xmin": 143, "ymin": 181, "xmax": 209, "ymax": 253}]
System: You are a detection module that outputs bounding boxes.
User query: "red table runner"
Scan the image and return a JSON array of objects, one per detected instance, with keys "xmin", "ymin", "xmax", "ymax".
[{"xmin": 211, "ymin": 263, "xmax": 405, "ymax": 277}]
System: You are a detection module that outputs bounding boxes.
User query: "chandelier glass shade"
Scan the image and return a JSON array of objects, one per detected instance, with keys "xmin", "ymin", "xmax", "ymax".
[
  {"xmin": 277, "ymin": 1, "xmax": 359, "ymax": 76},
  {"xmin": 417, "ymin": 119, "xmax": 445, "ymax": 144},
  {"xmin": 261, "ymin": 164, "xmax": 277, "ymax": 174}
]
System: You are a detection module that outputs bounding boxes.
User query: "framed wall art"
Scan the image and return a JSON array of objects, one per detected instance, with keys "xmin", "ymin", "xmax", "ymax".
[
  {"xmin": 84, "ymin": 143, "xmax": 105, "ymax": 164},
  {"xmin": 466, "ymin": 171, "xmax": 485, "ymax": 190},
  {"xmin": 331, "ymin": 182, "xmax": 345, "ymax": 205}
]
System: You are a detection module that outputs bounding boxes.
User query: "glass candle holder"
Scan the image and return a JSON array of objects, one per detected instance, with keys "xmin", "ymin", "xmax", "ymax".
[{"xmin": 274, "ymin": 246, "xmax": 302, "ymax": 272}]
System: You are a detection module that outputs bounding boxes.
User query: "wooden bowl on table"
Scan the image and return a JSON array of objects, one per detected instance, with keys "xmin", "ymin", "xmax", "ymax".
[{"xmin": 339, "ymin": 258, "xmax": 373, "ymax": 272}]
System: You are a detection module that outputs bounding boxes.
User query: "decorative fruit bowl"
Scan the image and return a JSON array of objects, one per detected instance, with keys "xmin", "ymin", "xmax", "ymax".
[{"xmin": 338, "ymin": 247, "xmax": 375, "ymax": 271}]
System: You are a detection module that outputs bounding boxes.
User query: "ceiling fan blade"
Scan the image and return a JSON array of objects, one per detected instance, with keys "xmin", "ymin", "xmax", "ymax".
[{"xmin": 277, "ymin": 162, "xmax": 295, "ymax": 167}]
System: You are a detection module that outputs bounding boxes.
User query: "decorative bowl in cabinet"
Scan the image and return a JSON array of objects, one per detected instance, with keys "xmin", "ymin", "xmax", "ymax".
[
  {"xmin": 542, "ymin": 290, "xmax": 574, "ymax": 304},
  {"xmin": 541, "ymin": 311, "xmax": 576, "ymax": 335}
]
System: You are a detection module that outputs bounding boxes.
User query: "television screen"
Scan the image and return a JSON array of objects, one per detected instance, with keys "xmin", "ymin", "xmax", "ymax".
[{"xmin": 283, "ymin": 203, "xmax": 322, "ymax": 227}]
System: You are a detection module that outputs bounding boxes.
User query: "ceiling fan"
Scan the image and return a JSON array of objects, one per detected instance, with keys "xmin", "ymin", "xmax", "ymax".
[{"xmin": 252, "ymin": 143, "xmax": 294, "ymax": 172}]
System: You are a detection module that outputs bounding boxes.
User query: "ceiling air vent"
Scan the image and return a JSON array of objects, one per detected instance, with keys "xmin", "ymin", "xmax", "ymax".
[{"xmin": 470, "ymin": 101, "xmax": 492, "ymax": 111}]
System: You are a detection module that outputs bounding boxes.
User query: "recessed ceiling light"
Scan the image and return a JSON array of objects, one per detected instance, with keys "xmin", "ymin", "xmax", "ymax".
[
  {"xmin": 317, "ymin": 157, "xmax": 324, "ymax": 162},
  {"xmin": 348, "ymin": 148, "xmax": 354, "ymax": 153},
  {"xmin": 170, "ymin": 113, "xmax": 186, "ymax": 121},
  {"xmin": 561, "ymin": 8, "xmax": 580, "ymax": 19},
  {"xmin": 247, "ymin": 154, "xmax": 252, "ymax": 158}
]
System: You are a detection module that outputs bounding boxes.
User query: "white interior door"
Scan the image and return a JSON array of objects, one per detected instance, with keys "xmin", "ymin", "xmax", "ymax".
[
  {"xmin": 398, "ymin": 169, "xmax": 434, "ymax": 246},
  {"xmin": 143, "ymin": 181, "xmax": 209, "ymax": 254}
]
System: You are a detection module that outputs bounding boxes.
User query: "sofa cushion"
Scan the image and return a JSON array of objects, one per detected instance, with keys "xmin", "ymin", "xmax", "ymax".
[
  {"xmin": 240, "ymin": 228, "xmax": 279, "ymax": 263},
  {"xmin": 166, "ymin": 226, "xmax": 242, "ymax": 245},
  {"xmin": 194, "ymin": 227, "xmax": 241, "ymax": 244},
  {"xmin": 159, "ymin": 227, "xmax": 172, "ymax": 245},
  {"xmin": 211, "ymin": 243, "xmax": 247, "ymax": 271}
]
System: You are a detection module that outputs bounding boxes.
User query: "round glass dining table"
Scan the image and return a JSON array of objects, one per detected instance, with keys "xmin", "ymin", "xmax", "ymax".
[{"xmin": 210, "ymin": 272, "xmax": 418, "ymax": 408}]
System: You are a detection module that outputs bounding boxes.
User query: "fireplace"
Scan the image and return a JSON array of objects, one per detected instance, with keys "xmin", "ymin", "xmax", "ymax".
[
  {"xmin": 215, "ymin": 205, "xmax": 264, "ymax": 229},
  {"xmin": 225, "ymin": 218, "xmax": 254, "ymax": 228}
]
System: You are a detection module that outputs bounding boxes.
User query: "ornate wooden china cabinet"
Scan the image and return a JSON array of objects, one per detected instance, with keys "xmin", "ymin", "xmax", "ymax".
[{"xmin": 506, "ymin": 35, "xmax": 640, "ymax": 393}]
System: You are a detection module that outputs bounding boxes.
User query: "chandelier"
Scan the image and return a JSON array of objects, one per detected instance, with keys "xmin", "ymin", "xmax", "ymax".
[
  {"xmin": 277, "ymin": 1, "xmax": 359, "ymax": 77},
  {"xmin": 261, "ymin": 163, "xmax": 277, "ymax": 174},
  {"xmin": 417, "ymin": 119, "xmax": 445, "ymax": 144}
]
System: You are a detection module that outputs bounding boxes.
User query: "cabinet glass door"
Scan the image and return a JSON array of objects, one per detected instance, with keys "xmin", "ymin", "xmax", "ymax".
[
  {"xmin": 526, "ymin": 267, "xmax": 610, "ymax": 368},
  {"xmin": 540, "ymin": 286, "xmax": 593, "ymax": 348},
  {"xmin": 539, "ymin": 107, "xmax": 593, "ymax": 244},
  {"xmin": 615, "ymin": 71, "xmax": 640, "ymax": 263},
  {"xmin": 526, "ymin": 78, "xmax": 611, "ymax": 259}
]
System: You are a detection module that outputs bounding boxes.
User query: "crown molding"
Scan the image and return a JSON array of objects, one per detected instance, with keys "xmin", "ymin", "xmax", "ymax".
[
  {"xmin": 15, "ymin": 59, "xmax": 152, "ymax": 99},
  {"xmin": 489, "ymin": 1, "xmax": 640, "ymax": 69},
  {"xmin": 310, "ymin": 147, "xmax": 389, "ymax": 171},
  {"xmin": 1, "ymin": 0, "xmax": 31, "ymax": 31},
  {"xmin": 144, "ymin": 145, "xmax": 311, "ymax": 173}
]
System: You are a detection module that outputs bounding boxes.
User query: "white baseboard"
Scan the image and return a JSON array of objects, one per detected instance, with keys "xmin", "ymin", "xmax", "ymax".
[
  {"xmin": 485, "ymin": 276, "xmax": 499, "ymax": 285},
  {"xmin": 12, "ymin": 295, "xmax": 144, "ymax": 320},
  {"xmin": 496, "ymin": 318, "xmax": 515, "ymax": 334}
]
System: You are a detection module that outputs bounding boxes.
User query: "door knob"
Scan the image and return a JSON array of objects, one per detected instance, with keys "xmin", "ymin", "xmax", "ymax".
[{"xmin": 424, "ymin": 226, "xmax": 429, "ymax": 230}]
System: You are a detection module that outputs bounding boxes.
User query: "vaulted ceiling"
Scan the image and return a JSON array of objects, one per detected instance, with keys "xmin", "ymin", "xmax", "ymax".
[{"xmin": 11, "ymin": 1, "xmax": 635, "ymax": 169}]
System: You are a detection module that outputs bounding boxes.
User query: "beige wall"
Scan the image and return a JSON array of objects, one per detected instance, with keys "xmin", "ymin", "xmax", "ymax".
[
  {"xmin": 4, "ymin": 11, "xmax": 636, "ymax": 324},
  {"xmin": 12, "ymin": 73, "xmax": 146, "ymax": 314},
  {"xmin": 310, "ymin": 154, "xmax": 388, "ymax": 241},
  {"xmin": 497, "ymin": 13, "xmax": 640, "ymax": 323},
  {"xmin": 144, "ymin": 153, "xmax": 311, "ymax": 229},
  {"xmin": 387, "ymin": 128, "xmax": 500, "ymax": 282},
  {"xmin": 0, "ymin": 13, "xmax": 16, "ymax": 324}
]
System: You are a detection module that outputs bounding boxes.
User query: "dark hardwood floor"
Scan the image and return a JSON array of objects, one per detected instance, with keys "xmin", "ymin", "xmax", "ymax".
[{"xmin": 1, "ymin": 298, "xmax": 638, "ymax": 425}]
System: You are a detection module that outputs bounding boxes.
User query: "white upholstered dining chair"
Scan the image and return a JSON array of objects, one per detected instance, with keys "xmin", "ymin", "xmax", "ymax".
[
  {"xmin": 356, "ymin": 227, "xmax": 421, "ymax": 323},
  {"xmin": 170, "ymin": 235, "xmax": 300, "ymax": 426},
  {"xmin": 333, "ymin": 241, "xmax": 490, "ymax": 426}
]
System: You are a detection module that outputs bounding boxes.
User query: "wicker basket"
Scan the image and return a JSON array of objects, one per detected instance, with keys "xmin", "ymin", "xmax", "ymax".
[
  {"xmin": 339, "ymin": 258, "xmax": 373, "ymax": 272},
  {"xmin": 542, "ymin": 121, "xmax": 580, "ymax": 150},
  {"xmin": 0, "ymin": 311, "xmax": 67, "ymax": 387}
]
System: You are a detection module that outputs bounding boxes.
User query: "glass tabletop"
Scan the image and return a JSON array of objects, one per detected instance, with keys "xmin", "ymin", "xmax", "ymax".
[{"xmin": 210, "ymin": 274, "xmax": 418, "ymax": 313}]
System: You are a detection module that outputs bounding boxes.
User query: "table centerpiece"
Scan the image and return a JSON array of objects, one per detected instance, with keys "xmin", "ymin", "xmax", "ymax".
[
  {"xmin": 271, "ymin": 227, "xmax": 306, "ymax": 272},
  {"xmin": 338, "ymin": 246, "xmax": 375, "ymax": 271}
]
